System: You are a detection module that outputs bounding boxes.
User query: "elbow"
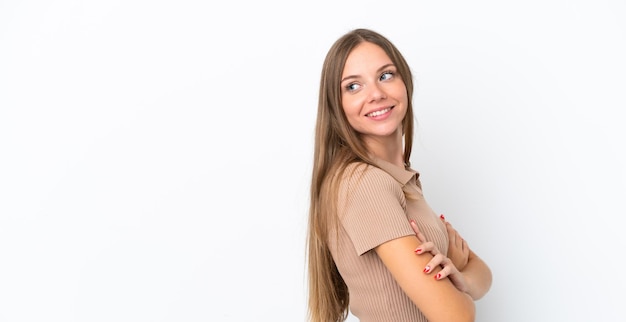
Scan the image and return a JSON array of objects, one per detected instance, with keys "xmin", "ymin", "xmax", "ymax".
[
  {"xmin": 464, "ymin": 262, "xmax": 493, "ymax": 300},
  {"xmin": 475, "ymin": 265, "xmax": 493, "ymax": 300}
]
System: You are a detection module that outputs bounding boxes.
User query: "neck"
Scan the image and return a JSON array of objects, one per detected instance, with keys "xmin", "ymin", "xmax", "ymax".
[{"xmin": 363, "ymin": 131, "xmax": 405, "ymax": 167}]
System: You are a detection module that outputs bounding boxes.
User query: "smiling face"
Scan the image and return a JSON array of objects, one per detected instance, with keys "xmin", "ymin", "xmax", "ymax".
[{"xmin": 340, "ymin": 41, "xmax": 408, "ymax": 148}]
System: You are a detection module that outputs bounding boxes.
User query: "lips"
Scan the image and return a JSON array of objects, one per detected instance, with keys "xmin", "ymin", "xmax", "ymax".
[{"xmin": 366, "ymin": 106, "xmax": 393, "ymax": 117}]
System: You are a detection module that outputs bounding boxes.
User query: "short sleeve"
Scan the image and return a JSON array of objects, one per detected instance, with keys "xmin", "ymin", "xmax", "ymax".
[{"xmin": 338, "ymin": 164, "xmax": 416, "ymax": 255}]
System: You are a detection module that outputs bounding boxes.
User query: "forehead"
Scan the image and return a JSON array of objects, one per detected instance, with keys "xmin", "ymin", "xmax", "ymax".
[{"xmin": 342, "ymin": 42, "xmax": 392, "ymax": 76}]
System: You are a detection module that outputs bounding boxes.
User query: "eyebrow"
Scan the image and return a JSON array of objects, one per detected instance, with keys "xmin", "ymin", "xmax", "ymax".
[{"xmin": 340, "ymin": 63, "xmax": 396, "ymax": 83}]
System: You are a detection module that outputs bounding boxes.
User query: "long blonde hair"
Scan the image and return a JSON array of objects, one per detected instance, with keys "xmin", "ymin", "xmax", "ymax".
[{"xmin": 306, "ymin": 28, "xmax": 415, "ymax": 322}]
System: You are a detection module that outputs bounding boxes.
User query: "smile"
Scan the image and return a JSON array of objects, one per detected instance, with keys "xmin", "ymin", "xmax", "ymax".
[{"xmin": 366, "ymin": 107, "xmax": 393, "ymax": 117}]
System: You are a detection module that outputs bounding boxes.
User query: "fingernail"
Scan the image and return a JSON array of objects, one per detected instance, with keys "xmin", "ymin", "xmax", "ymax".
[
  {"xmin": 423, "ymin": 266, "xmax": 431, "ymax": 273},
  {"xmin": 435, "ymin": 273, "xmax": 441, "ymax": 280},
  {"xmin": 414, "ymin": 248, "xmax": 422, "ymax": 254},
  {"xmin": 410, "ymin": 220, "xmax": 415, "ymax": 225},
  {"xmin": 439, "ymin": 214, "xmax": 445, "ymax": 220}
]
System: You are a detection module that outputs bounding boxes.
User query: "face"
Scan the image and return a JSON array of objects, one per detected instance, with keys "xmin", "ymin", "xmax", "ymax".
[{"xmin": 340, "ymin": 42, "xmax": 408, "ymax": 145}]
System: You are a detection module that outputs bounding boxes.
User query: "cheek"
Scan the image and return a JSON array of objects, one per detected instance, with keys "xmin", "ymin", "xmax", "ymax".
[
  {"xmin": 341, "ymin": 99, "xmax": 361, "ymax": 128},
  {"xmin": 393, "ymin": 85, "xmax": 408, "ymax": 103},
  {"xmin": 341, "ymin": 94, "xmax": 363, "ymax": 116},
  {"xmin": 341, "ymin": 97, "xmax": 354, "ymax": 117}
]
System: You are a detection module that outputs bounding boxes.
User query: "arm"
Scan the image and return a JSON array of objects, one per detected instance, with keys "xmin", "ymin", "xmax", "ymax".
[
  {"xmin": 375, "ymin": 235, "xmax": 476, "ymax": 322},
  {"xmin": 411, "ymin": 217, "xmax": 493, "ymax": 300},
  {"xmin": 442, "ymin": 217, "xmax": 492, "ymax": 300},
  {"xmin": 460, "ymin": 249, "xmax": 492, "ymax": 300}
]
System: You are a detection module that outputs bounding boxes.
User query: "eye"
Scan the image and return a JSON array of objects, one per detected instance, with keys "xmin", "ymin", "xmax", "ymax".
[
  {"xmin": 345, "ymin": 82, "xmax": 361, "ymax": 92},
  {"xmin": 380, "ymin": 71, "xmax": 395, "ymax": 81}
]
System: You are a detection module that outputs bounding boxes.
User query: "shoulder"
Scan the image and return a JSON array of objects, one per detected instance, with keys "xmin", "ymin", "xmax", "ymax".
[
  {"xmin": 340, "ymin": 162, "xmax": 404, "ymax": 199},
  {"xmin": 337, "ymin": 162, "xmax": 412, "ymax": 255},
  {"xmin": 343, "ymin": 161, "xmax": 398, "ymax": 184}
]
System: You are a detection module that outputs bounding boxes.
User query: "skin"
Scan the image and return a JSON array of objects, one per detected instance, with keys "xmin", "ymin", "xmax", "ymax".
[
  {"xmin": 341, "ymin": 42, "xmax": 407, "ymax": 167},
  {"xmin": 340, "ymin": 42, "xmax": 478, "ymax": 322},
  {"xmin": 412, "ymin": 217, "xmax": 493, "ymax": 300}
]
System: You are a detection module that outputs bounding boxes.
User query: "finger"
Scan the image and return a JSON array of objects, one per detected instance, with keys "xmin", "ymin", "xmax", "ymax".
[
  {"xmin": 434, "ymin": 265, "xmax": 453, "ymax": 280},
  {"xmin": 445, "ymin": 221, "xmax": 455, "ymax": 235},
  {"xmin": 446, "ymin": 223, "xmax": 464, "ymax": 249},
  {"xmin": 446, "ymin": 270, "xmax": 469, "ymax": 293},
  {"xmin": 410, "ymin": 220, "xmax": 427, "ymax": 244},
  {"xmin": 461, "ymin": 241, "xmax": 470, "ymax": 266},
  {"xmin": 423, "ymin": 253, "xmax": 446, "ymax": 274},
  {"xmin": 414, "ymin": 241, "xmax": 436, "ymax": 255},
  {"xmin": 447, "ymin": 224, "xmax": 457, "ymax": 246},
  {"xmin": 409, "ymin": 220, "xmax": 418, "ymax": 234},
  {"xmin": 454, "ymin": 230, "xmax": 463, "ymax": 248}
]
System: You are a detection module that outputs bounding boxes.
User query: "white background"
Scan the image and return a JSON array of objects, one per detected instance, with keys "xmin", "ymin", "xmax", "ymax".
[{"xmin": 1, "ymin": 1, "xmax": 625, "ymax": 321}]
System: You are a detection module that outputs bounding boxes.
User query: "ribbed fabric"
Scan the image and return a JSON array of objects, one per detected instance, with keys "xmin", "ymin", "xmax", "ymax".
[{"xmin": 328, "ymin": 158, "xmax": 449, "ymax": 322}]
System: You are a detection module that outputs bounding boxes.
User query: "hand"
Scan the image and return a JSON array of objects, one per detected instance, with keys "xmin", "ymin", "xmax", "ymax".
[
  {"xmin": 440, "ymin": 214, "xmax": 470, "ymax": 272},
  {"xmin": 410, "ymin": 220, "xmax": 470, "ymax": 294}
]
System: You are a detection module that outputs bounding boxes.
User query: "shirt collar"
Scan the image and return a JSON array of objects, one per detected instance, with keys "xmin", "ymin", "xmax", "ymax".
[{"xmin": 371, "ymin": 157, "xmax": 418, "ymax": 186}]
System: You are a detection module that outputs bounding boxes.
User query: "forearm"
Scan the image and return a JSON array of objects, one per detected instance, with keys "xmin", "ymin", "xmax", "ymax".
[
  {"xmin": 378, "ymin": 236, "xmax": 476, "ymax": 322},
  {"xmin": 461, "ymin": 251, "xmax": 492, "ymax": 300}
]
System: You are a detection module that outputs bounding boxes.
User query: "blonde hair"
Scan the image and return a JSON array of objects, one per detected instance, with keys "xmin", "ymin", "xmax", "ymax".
[{"xmin": 306, "ymin": 28, "xmax": 415, "ymax": 322}]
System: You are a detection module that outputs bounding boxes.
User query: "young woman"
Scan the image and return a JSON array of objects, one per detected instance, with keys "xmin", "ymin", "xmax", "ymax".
[{"xmin": 307, "ymin": 28, "xmax": 492, "ymax": 322}]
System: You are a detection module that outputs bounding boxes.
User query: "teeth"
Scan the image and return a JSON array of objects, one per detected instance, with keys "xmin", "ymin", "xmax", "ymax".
[{"xmin": 368, "ymin": 108, "xmax": 390, "ymax": 117}]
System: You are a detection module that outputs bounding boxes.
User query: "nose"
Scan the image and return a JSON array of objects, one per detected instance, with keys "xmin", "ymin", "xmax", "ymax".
[{"xmin": 368, "ymin": 83, "xmax": 386, "ymax": 102}]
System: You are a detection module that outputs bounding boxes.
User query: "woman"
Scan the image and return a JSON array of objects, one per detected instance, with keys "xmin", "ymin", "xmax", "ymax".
[{"xmin": 307, "ymin": 28, "xmax": 492, "ymax": 322}]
